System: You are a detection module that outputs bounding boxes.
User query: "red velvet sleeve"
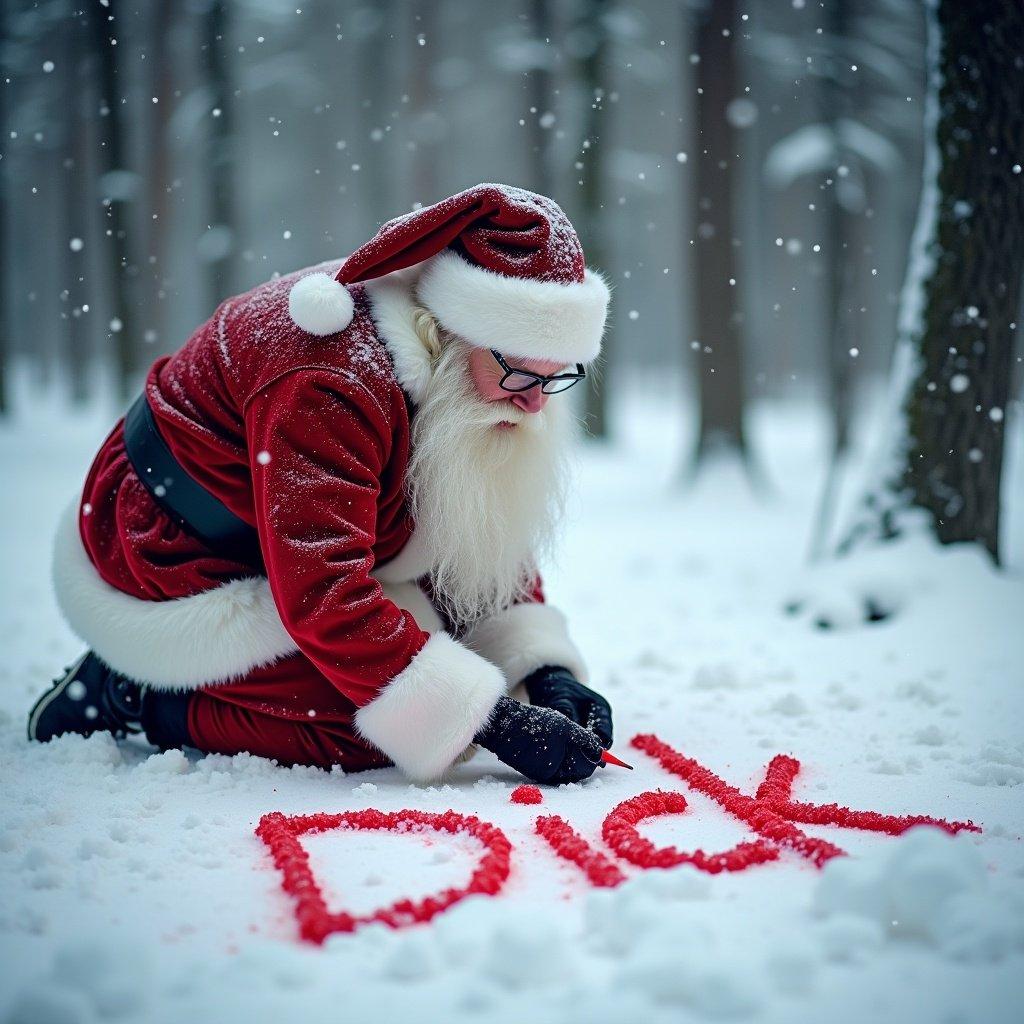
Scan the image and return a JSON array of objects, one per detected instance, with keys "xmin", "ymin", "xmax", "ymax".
[{"xmin": 244, "ymin": 367, "xmax": 429, "ymax": 708}]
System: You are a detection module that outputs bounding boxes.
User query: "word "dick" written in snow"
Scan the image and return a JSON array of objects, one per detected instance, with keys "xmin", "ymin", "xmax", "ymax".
[{"xmin": 256, "ymin": 732, "xmax": 979, "ymax": 944}]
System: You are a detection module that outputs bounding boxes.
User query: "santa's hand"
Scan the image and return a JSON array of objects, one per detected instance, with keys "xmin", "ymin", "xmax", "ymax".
[
  {"xmin": 474, "ymin": 696, "xmax": 603, "ymax": 784},
  {"xmin": 523, "ymin": 666, "xmax": 614, "ymax": 749}
]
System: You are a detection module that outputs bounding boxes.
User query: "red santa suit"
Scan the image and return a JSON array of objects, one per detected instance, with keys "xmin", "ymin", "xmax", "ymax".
[{"xmin": 51, "ymin": 183, "xmax": 610, "ymax": 781}]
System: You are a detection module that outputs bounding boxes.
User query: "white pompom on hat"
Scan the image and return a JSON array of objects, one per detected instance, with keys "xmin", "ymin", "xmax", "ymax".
[{"xmin": 287, "ymin": 271, "xmax": 355, "ymax": 337}]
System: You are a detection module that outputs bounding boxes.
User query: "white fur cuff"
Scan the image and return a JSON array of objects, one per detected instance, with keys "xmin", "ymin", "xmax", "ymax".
[
  {"xmin": 462, "ymin": 602, "xmax": 588, "ymax": 687},
  {"xmin": 354, "ymin": 632, "xmax": 506, "ymax": 782},
  {"xmin": 51, "ymin": 498, "xmax": 297, "ymax": 691}
]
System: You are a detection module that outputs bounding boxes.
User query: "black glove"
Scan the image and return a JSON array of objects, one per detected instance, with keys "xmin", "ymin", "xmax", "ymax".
[
  {"xmin": 474, "ymin": 695, "xmax": 604, "ymax": 784},
  {"xmin": 523, "ymin": 665, "xmax": 613, "ymax": 748}
]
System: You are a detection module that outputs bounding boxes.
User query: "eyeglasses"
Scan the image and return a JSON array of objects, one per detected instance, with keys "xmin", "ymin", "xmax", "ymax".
[{"xmin": 490, "ymin": 350, "xmax": 586, "ymax": 395}]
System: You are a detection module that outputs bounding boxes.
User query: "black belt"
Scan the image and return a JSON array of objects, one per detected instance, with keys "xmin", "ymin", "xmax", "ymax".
[{"xmin": 123, "ymin": 393, "xmax": 262, "ymax": 566}]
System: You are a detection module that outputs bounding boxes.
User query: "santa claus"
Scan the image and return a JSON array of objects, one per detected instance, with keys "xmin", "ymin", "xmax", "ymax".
[{"xmin": 28, "ymin": 183, "xmax": 614, "ymax": 785}]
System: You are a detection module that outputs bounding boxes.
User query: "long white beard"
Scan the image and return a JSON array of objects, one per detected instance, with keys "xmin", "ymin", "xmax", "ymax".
[{"xmin": 406, "ymin": 339, "xmax": 576, "ymax": 626}]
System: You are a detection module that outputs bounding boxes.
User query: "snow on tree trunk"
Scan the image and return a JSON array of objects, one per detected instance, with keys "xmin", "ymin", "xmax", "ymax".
[{"xmin": 840, "ymin": 0, "xmax": 1024, "ymax": 565}]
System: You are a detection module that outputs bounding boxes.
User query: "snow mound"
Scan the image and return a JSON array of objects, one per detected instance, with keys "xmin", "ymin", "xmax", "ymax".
[
  {"xmin": 615, "ymin": 927, "xmax": 762, "ymax": 1019},
  {"xmin": 480, "ymin": 911, "xmax": 574, "ymax": 988},
  {"xmin": 692, "ymin": 663, "xmax": 743, "ymax": 691},
  {"xmin": 585, "ymin": 864, "xmax": 711, "ymax": 958},
  {"xmin": 784, "ymin": 533, "xmax": 1011, "ymax": 630},
  {"xmin": 585, "ymin": 869, "xmax": 763, "ymax": 1017},
  {"xmin": 4, "ymin": 934, "xmax": 153, "ymax": 1022},
  {"xmin": 813, "ymin": 826, "xmax": 1024, "ymax": 962}
]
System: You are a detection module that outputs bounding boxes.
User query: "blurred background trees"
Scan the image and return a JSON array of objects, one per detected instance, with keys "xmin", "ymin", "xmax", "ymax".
[
  {"xmin": 689, "ymin": 0, "xmax": 748, "ymax": 470},
  {"xmin": 0, "ymin": 0, "xmax": 1020, "ymax": 561}
]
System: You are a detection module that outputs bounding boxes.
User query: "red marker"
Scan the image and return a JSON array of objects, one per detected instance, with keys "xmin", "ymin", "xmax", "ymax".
[{"xmin": 601, "ymin": 749, "xmax": 633, "ymax": 770}]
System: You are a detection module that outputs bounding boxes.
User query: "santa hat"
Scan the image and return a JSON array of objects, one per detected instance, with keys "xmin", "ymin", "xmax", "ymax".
[{"xmin": 287, "ymin": 183, "xmax": 611, "ymax": 365}]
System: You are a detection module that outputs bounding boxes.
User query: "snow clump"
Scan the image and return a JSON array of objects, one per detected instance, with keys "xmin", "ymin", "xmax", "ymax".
[
  {"xmin": 585, "ymin": 869, "xmax": 764, "ymax": 1018},
  {"xmin": 813, "ymin": 825, "xmax": 1024, "ymax": 962}
]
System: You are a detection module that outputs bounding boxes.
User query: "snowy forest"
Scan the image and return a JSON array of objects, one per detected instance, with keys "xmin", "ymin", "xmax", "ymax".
[
  {"xmin": 1, "ymin": 2, "xmax": 1022, "ymax": 1023},
  {"xmin": 3, "ymin": 0, "xmax": 1022, "ymax": 561}
]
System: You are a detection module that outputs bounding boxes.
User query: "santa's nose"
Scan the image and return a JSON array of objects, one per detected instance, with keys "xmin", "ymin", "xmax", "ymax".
[{"xmin": 510, "ymin": 387, "xmax": 548, "ymax": 414}]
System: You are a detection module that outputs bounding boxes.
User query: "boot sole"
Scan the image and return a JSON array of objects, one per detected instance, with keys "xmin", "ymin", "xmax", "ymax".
[{"xmin": 27, "ymin": 651, "xmax": 93, "ymax": 742}]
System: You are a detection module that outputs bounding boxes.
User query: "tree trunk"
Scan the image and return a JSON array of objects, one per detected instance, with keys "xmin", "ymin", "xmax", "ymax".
[
  {"xmin": 527, "ymin": 0, "xmax": 556, "ymax": 197},
  {"xmin": 808, "ymin": 0, "xmax": 855, "ymax": 560},
  {"xmin": 576, "ymin": 0, "xmax": 611, "ymax": 440},
  {"xmin": 143, "ymin": 0, "xmax": 174, "ymax": 354},
  {"xmin": 204, "ymin": 0, "xmax": 236, "ymax": 311},
  {"xmin": 840, "ymin": 0, "xmax": 1024, "ymax": 565},
  {"xmin": 356, "ymin": 1, "xmax": 394, "ymax": 235},
  {"xmin": 90, "ymin": 0, "xmax": 137, "ymax": 402},
  {"xmin": 0, "ymin": 3, "xmax": 9, "ymax": 415},
  {"xmin": 61, "ymin": 5, "xmax": 90, "ymax": 405},
  {"xmin": 409, "ymin": 0, "xmax": 439, "ymax": 204},
  {"xmin": 690, "ymin": 0, "xmax": 748, "ymax": 465}
]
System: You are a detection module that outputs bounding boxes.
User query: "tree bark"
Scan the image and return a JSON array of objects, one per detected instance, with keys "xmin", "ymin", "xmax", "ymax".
[
  {"xmin": 409, "ymin": 0, "xmax": 439, "ymax": 204},
  {"xmin": 61, "ymin": 4, "xmax": 90, "ymax": 405},
  {"xmin": 576, "ymin": 0, "xmax": 611, "ymax": 440},
  {"xmin": 90, "ymin": 0, "xmax": 138, "ymax": 402},
  {"xmin": 690, "ymin": 0, "xmax": 748, "ymax": 464},
  {"xmin": 841, "ymin": 0, "xmax": 1024, "ymax": 565},
  {"xmin": 143, "ymin": 0, "xmax": 174, "ymax": 354},
  {"xmin": 808, "ymin": 0, "xmax": 855, "ymax": 559},
  {"xmin": 355, "ymin": 1, "xmax": 394, "ymax": 235},
  {"xmin": 527, "ymin": 0, "xmax": 556, "ymax": 197},
  {"xmin": 203, "ymin": 0, "xmax": 236, "ymax": 311},
  {"xmin": 0, "ymin": 3, "xmax": 9, "ymax": 415}
]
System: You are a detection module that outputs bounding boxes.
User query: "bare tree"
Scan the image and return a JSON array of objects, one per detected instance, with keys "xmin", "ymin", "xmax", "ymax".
[
  {"xmin": 202, "ymin": 0, "xmax": 236, "ymax": 311},
  {"xmin": 526, "ymin": 0, "xmax": 556, "ymax": 197},
  {"xmin": 840, "ymin": 0, "xmax": 1024, "ymax": 565},
  {"xmin": 5, "ymin": 0, "xmax": 73, "ymax": 397},
  {"xmin": 142, "ymin": 0, "xmax": 174, "ymax": 354},
  {"xmin": 408, "ymin": 0, "xmax": 440, "ymax": 204},
  {"xmin": 0, "ymin": 3, "xmax": 9, "ymax": 415},
  {"xmin": 813, "ymin": 0, "xmax": 856, "ymax": 545},
  {"xmin": 60, "ymin": 3, "xmax": 91, "ymax": 404},
  {"xmin": 354, "ymin": 2, "xmax": 395, "ymax": 234},
  {"xmin": 90, "ymin": 0, "xmax": 138, "ymax": 401},
  {"xmin": 575, "ymin": 0, "xmax": 611, "ymax": 439},
  {"xmin": 758, "ymin": 0, "xmax": 923, "ymax": 556},
  {"xmin": 689, "ymin": 0, "xmax": 748, "ymax": 468}
]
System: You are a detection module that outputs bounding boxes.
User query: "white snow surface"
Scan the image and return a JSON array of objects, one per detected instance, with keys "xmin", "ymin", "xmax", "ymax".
[{"xmin": 1, "ymin": 380, "xmax": 1022, "ymax": 1023}]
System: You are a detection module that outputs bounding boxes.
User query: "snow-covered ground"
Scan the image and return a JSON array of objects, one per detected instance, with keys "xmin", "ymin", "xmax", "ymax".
[{"xmin": 1, "ymin": 377, "xmax": 1022, "ymax": 1024}]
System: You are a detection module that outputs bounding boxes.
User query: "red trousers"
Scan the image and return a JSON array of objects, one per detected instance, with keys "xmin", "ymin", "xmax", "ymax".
[
  {"xmin": 187, "ymin": 652, "xmax": 393, "ymax": 772},
  {"xmin": 79, "ymin": 423, "xmax": 395, "ymax": 773}
]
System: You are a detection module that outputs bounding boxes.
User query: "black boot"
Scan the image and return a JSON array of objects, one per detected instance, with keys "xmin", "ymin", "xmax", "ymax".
[{"xmin": 28, "ymin": 651, "xmax": 145, "ymax": 743}]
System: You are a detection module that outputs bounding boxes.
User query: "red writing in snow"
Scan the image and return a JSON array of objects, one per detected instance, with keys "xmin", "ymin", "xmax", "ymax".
[
  {"xmin": 256, "ymin": 809, "xmax": 512, "ymax": 945},
  {"xmin": 256, "ymin": 733, "xmax": 979, "ymax": 943},
  {"xmin": 536, "ymin": 734, "xmax": 978, "ymax": 887}
]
